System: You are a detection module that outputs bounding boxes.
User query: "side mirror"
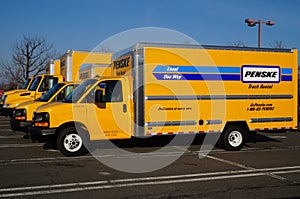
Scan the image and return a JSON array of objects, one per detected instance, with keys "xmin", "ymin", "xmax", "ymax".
[{"xmin": 95, "ymin": 90, "xmax": 106, "ymax": 108}]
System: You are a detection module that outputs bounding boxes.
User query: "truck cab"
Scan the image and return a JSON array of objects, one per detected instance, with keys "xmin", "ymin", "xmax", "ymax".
[
  {"xmin": 12, "ymin": 81, "xmax": 78, "ymax": 133},
  {"xmin": 0, "ymin": 77, "xmax": 34, "ymax": 109},
  {"xmin": 30, "ymin": 77, "xmax": 132, "ymax": 156},
  {"xmin": 1, "ymin": 74, "xmax": 63, "ymax": 117}
]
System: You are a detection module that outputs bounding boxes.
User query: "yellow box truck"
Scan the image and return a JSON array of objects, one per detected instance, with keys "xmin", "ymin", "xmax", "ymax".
[
  {"xmin": 0, "ymin": 77, "xmax": 34, "ymax": 108},
  {"xmin": 12, "ymin": 82, "xmax": 78, "ymax": 133},
  {"xmin": 46, "ymin": 59, "xmax": 61, "ymax": 76},
  {"xmin": 2, "ymin": 58, "xmax": 61, "ymax": 108},
  {"xmin": 1, "ymin": 59, "xmax": 65, "ymax": 117},
  {"xmin": 11, "ymin": 51, "xmax": 112, "ymax": 132},
  {"xmin": 1, "ymin": 74, "xmax": 64, "ymax": 117},
  {"xmin": 2, "ymin": 51, "xmax": 111, "ymax": 118},
  {"xmin": 60, "ymin": 50, "xmax": 111, "ymax": 82},
  {"xmin": 30, "ymin": 43, "xmax": 298, "ymax": 156},
  {"xmin": 79, "ymin": 63, "xmax": 112, "ymax": 80}
]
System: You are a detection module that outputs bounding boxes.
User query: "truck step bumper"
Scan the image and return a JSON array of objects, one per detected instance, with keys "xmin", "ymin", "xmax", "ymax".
[
  {"xmin": 0, "ymin": 108, "xmax": 14, "ymax": 117},
  {"xmin": 10, "ymin": 120, "xmax": 31, "ymax": 132},
  {"xmin": 29, "ymin": 126, "xmax": 56, "ymax": 142}
]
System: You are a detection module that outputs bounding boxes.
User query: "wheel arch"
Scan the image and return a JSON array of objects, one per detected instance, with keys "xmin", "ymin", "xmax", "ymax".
[
  {"xmin": 223, "ymin": 121, "xmax": 250, "ymax": 138},
  {"xmin": 55, "ymin": 121, "xmax": 90, "ymax": 141}
]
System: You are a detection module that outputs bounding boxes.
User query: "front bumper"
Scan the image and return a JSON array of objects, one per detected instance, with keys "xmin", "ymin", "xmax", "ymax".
[
  {"xmin": 29, "ymin": 126, "xmax": 57, "ymax": 142},
  {"xmin": 1, "ymin": 108, "xmax": 14, "ymax": 117},
  {"xmin": 10, "ymin": 119, "xmax": 31, "ymax": 132}
]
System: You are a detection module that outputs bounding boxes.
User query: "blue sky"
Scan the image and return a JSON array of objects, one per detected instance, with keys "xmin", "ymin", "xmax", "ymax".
[{"xmin": 0, "ymin": 0, "xmax": 300, "ymax": 61}]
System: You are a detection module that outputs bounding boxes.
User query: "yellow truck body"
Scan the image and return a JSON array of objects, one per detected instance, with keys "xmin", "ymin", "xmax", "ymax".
[
  {"xmin": 30, "ymin": 43, "xmax": 298, "ymax": 156},
  {"xmin": 79, "ymin": 63, "xmax": 112, "ymax": 80},
  {"xmin": 46, "ymin": 59, "xmax": 61, "ymax": 76},
  {"xmin": 60, "ymin": 50, "xmax": 111, "ymax": 82}
]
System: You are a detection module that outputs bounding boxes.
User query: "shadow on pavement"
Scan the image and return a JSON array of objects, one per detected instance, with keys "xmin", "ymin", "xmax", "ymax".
[{"xmin": 40, "ymin": 131, "xmax": 285, "ymax": 152}]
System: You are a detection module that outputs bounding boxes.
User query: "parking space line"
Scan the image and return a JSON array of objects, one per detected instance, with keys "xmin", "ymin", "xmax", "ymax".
[
  {"xmin": 0, "ymin": 155, "xmax": 111, "ymax": 165},
  {"xmin": 0, "ymin": 143, "xmax": 44, "ymax": 148},
  {"xmin": 0, "ymin": 135, "xmax": 24, "ymax": 139},
  {"xmin": 0, "ymin": 129, "xmax": 13, "ymax": 131},
  {"xmin": 0, "ymin": 165, "xmax": 299, "ymax": 198},
  {"xmin": 200, "ymin": 153, "xmax": 288, "ymax": 182},
  {"xmin": 1, "ymin": 145, "xmax": 300, "ymax": 165},
  {"xmin": 0, "ymin": 174, "xmax": 267, "ymax": 198},
  {"xmin": 194, "ymin": 145, "xmax": 300, "ymax": 154},
  {"xmin": 273, "ymin": 169, "xmax": 300, "ymax": 175},
  {"xmin": 268, "ymin": 136, "xmax": 287, "ymax": 139}
]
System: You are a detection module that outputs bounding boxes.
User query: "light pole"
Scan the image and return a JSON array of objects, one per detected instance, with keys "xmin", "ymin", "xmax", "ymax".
[{"xmin": 245, "ymin": 18, "xmax": 275, "ymax": 48}]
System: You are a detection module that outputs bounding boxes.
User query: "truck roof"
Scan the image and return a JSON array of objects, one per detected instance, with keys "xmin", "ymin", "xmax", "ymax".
[
  {"xmin": 60, "ymin": 50, "xmax": 112, "ymax": 59},
  {"xmin": 113, "ymin": 42, "xmax": 295, "ymax": 60}
]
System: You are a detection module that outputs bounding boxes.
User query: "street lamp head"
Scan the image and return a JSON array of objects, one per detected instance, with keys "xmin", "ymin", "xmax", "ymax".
[
  {"xmin": 247, "ymin": 22, "xmax": 256, "ymax": 27},
  {"xmin": 245, "ymin": 18, "xmax": 257, "ymax": 27},
  {"xmin": 245, "ymin": 18, "xmax": 255, "ymax": 24},
  {"xmin": 266, "ymin": 20, "xmax": 275, "ymax": 26}
]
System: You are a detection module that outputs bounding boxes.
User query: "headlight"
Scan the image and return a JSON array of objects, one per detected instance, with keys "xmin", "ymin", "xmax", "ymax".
[
  {"xmin": 33, "ymin": 112, "xmax": 49, "ymax": 127},
  {"xmin": 14, "ymin": 109, "xmax": 26, "ymax": 121}
]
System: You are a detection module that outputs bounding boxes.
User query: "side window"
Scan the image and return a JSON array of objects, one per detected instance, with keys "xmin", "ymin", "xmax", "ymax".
[
  {"xmin": 54, "ymin": 85, "xmax": 75, "ymax": 102},
  {"xmin": 82, "ymin": 80, "xmax": 123, "ymax": 103},
  {"xmin": 64, "ymin": 85, "xmax": 75, "ymax": 97},
  {"xmin": 38, "ymin": 77, "xmax": 58, "ymax": 92},
  {"xmin": 82, "ymin": 87, "xmax": 97, "ymax": 103},
  {"xmin": 102, "ymin": 80, "xmax": 123, "ymax": 102}
]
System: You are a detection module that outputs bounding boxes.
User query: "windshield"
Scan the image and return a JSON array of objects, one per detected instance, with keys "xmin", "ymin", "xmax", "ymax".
[
  {"xmin": 21, "ymin": 78, "xmax": 32, "ymax": 89},
  {"xmin": 37, "ymin": 83, "xmax": 65, "ymax": 102},
  {"xmin": 63, "ymin": 79, "xmax": 97, "ymax": 103},
  {"xmin": 28, "ymin": 76, "xmax": 42, "ymax": 91}
]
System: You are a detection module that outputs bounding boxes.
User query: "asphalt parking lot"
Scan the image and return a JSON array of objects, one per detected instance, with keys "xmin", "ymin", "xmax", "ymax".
[{"xmin": 0, "ymin": 115, "xmax": 300, "ymax": 199}]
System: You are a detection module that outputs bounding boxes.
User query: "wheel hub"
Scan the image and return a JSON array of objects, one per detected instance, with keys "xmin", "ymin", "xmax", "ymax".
[
  {"xmin": 64, "ymin": 134, "xmax": 82, "ymax": 152},
  {"xmin": 228, "ymin": 131, "xmax": 242, "ymax": 147}
]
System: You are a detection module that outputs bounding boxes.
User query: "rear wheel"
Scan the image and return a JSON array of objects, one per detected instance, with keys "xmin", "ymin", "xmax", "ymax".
[
  {"xmin": 57, "ymin": 127, "xmax": 87, "ymax": 157},
  {"xmin": 220, "ymin": 125, "xmax": 246, "ymax": 151}
]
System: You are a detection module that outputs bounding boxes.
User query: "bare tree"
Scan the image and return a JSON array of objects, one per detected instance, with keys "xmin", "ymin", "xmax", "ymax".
[
  {"xmin": 1, "ymin": 59, "xmax": 24, "ymax": 85},
  {"xmin": 1, "ymin": 35, "xmax": 58, "ymax": 86},
  {"xmin": 229, "ymin": 40, "xmax": 247, "ymax": 47},
  {"xmin": 270, "ymin": 40, "xmax": 287, "ymax": 49}
]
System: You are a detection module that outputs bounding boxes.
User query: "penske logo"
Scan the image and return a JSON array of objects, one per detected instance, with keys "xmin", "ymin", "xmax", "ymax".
[
  {"xmin": 113, "ymin": 56, "xmax": 131, "ymax": 76},
  {"xmin": 244, "ymin": 71, "xmax": 277, "ymax": 78},
  {"xmin": 242, "ymin": 66, "xmax": 280, "ymax": 83},
  {"xmin": 113, "ymin": 56, "xmax": 130, "ymax": 70}
]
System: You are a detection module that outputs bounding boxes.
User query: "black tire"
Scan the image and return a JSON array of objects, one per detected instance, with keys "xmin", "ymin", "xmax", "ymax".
[
  {"xmin": 57, "ymin": 127, "xmax": 87, "ymax": 157},
  {"xmin": 220, "ymin": 125, "xmax": 246, "ymax": 151}
]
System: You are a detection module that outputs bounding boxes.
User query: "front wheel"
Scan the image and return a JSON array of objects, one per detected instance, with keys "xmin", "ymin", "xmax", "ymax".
[
  {"xmin": 57, "ymin": 127, "xmax": 87, "ymax": 157},
  {"xmin": 220, "ymin": 125, "xmax": 246, "ymax": 151}
]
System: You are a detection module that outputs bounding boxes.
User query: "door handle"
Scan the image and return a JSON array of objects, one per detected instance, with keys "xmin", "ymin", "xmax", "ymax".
[{"xmin": 123, "ymin": 104, "xmax": 127, "ymax": 113}]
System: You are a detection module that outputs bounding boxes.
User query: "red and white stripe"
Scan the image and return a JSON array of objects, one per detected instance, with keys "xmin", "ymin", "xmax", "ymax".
[
  {"xmin": 145, "ymin": 130, "xmax": 221, "ymax": 136},
  {"xmin": 252, "ymin": 127, "xmax": 293, "ymax": 131}
]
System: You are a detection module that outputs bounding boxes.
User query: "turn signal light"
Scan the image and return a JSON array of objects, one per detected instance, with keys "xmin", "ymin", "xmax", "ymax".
[
  {"xmin": 34, "ymin": 122, "xmax": 49, "ymax": 127},
  {"xmin": 15, "ymin": 116, "xmax": 26, "ymax": 121}
]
